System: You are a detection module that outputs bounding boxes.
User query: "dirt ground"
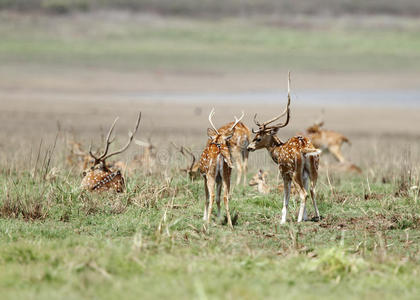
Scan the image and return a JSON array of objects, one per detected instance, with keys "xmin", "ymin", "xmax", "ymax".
[{"xmin": 1, "ymin": 68, "xmax": 419, "ymax": 174}]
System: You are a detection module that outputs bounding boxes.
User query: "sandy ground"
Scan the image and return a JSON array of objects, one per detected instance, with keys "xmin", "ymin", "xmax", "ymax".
[{"xmin": 1, "ymin": 68, "xmax": 419, "ymax": 174}]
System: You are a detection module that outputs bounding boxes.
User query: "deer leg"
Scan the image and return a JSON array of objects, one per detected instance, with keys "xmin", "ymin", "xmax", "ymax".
[
  {"xmin": 216, "ymin": 176, "xmax": 222, "ymax": 220},
  {"xmin": 242, "ymin": 150, "xmax": 249, "ymax": 186},
  {"xmin": 235, "ymin": 159, "xmax": 242, "ymax": 187},
  {"xmin": 302, "ymin": 174, "xmax": 310, "ymax": 221},
  {"xmin": 203, "ymin": 176, "xmax": 209, "ymax": 221},
  {"xmin": 223, "ymin": 168, "xmax": 233, "ymax": 229},
  {"xmin": 281, "ymin": 177, "xmax": 291, "ymax": 224},
  {"xmin": 295, "ymin": 168, "xmax": 308, "ymax": 222},
  {"xmin": 309, "ymin": 156, "xmax": 320, "ymax": 220},
  {"xmin": 206, "ymin": 176, "xmax": 216, "ymax": 227},
  {"xmin": 310, "ymin": 181, "xmax": 320, "ymax": 220},
  {"xmin": 329, "ymin": 145, "xmax": 346, "ymax": 163}
]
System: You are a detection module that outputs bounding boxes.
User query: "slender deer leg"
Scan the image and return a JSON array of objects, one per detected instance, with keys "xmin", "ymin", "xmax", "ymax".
[
  {"xmin": 203, "ymin": 176, "xmax": 209, "ymax": 221},
  {"xmin": 206, "ymin": 176, "xmax": 216, "ymax": 226},
  {"xmin": 310, "ymin": 182, "xmax": 320, "ymax": 220},
  {"xmin": 302, "ymin": 174, "xmax": 310, "ymax": 221},
  {"xmin": 216, "ymin": 176, "xmax": 222, "ymax": 220},
  {"xmin": 223, "ymin": 166, "xmax": 233, "ymax": 229},
  {"xmin": 297, "ymin": 175, "xmax": 308, "ymax": 222},
  {"xmin": 235, "ymin": 160, "xmax": 242, "ymax": 186},
  {"xmin": 281, "ymin": 177, "xmax": 291, "ymax": 224},
  {"xmin": 329, "ymin": 144, "xmax": 346, "ymax": 163},
  {"xmin": 309, "ymin": 157, "xmax": 320, "ymax": 220},
  {"xmin": 242, "ymin": 150, "xmax": 249, "ymax": 186}
]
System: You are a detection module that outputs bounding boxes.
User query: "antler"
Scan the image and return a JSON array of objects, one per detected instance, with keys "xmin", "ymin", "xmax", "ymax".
[
  {"xmin": 171, "ymin": 141, "xmax": 196, "ymax": 173},
  {"xmin": 230, "ymin": 111, "xmax": 244, "ymax": 131},
  {"xmin": 208, "ymin": 108, "xmax": 220, "ymax": 134},
  {"xmin": 182, "ymin": 146, "xmax": 196, "ymax": 171},
  {"xmin": 252, "ymin": 72, "xmax": 291, "ymax": 132},
  {"xmin": 89, "ymin": 112, "xmax": 142, "ymax": 165}
]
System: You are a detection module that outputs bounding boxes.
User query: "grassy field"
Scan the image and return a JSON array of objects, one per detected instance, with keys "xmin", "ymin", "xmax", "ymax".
[
  {"xmin": 0, "ymin": 142, "xmax": 419, "ymax": 299},
  {"xmin": 0, "ymin": 98, "xmax": 419, "ymax": 299},
  {"xmin": 1, "ymin": 10, "xmax": 420, "ymax": 300},
  {"xmin": 1, "ymin": 12, "xmax": 420, "ymax": 73}
]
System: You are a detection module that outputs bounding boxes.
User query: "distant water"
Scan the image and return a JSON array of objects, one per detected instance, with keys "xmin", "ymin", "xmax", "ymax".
[{"xmin": 131, "ymin": 89, "xmax": 420, "ymax": 107}]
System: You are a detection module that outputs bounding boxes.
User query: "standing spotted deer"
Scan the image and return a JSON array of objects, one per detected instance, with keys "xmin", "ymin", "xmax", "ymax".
[
  {"xmin": 306, "ymin": 121, "xmax": 362, "ymax": 173},
  {"xmin": 81, "ymin": 113, "xmax": 141, "ymax": 192},
  {"xmin": 306, "ymin": 121, "xmax": 349, "ymax": 163},
  {"xmin": 199, "ymin": 109, "xmax": 244, "ymax": 229},
  {"xmin": 247, "ymin": 73, "xmax": 321, "ymax": 224},
  {"xmin": 217, "ymin": 118, "xmax": 251, "ymax": 186}
]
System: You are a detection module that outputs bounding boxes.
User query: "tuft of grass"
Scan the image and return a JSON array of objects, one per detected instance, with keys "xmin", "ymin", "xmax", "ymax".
[{"xmin": 301, "ymin": 247, "xmax": 366, "ymax": 282}]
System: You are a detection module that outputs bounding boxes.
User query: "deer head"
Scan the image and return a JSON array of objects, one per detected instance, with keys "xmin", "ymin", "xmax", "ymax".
[
  {"xmin": 81, "ymin": 112, "xmax": 141, "ymax": 192},
  {"xmin": 248, "ymin": 72, "xmax": 291, "ymax": 152},
  {"xmin": 207, "ymin": 108, "xmax": 244, "ymax": 143},
  {"xmin": 171, "ymin": 142, "xmax": 200, "ymax": 180}
]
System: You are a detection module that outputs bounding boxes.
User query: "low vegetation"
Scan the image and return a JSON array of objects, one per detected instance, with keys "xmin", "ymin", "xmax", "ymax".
[
  {"xmin": 1, "ymin": 12, "xmax": 420, "ymax": 73},
  {"xmin": 0, "ymin": 140, "xmax": 419, "ymax": 299}
]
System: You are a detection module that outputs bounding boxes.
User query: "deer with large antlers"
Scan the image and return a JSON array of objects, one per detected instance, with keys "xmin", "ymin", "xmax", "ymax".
[
  {"xmin": 216, "ymin": 114, "xmax": 251, "ymax": 186},
  {"xmin": 80, "ymin": 113, "xmax": 141, "ymax": 192},
  {"xmin": 199, "ymin": 109, "xmax": 244, "ymax": 229},
  {"xmin": 247, "ymin": 73, "xmax": 321, "ymax": 224}
]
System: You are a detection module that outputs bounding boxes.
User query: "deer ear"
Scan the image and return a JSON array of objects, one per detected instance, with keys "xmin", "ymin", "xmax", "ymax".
[
  {"xmin": 207, "ymin": 128, "xmax": 218, "ymax": 139},
  {"xmin": 223, "ymin": 129, "xmax": 234, "ymax": 140},
  {"xmin": 269, "ymin": 128, "xmax": 279, "ymax": 135}
]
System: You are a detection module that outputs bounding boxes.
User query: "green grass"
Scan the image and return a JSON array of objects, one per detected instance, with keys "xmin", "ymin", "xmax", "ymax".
[
  {"xmin": 0, "ymin": 159, "xmax": 419, "ymax": 299},
  {"xmin": 1, "ymin": 14, "xmax": 420, "ymax": 72}
]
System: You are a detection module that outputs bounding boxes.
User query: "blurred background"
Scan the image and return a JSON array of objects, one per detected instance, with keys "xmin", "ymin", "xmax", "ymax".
[{"xmin": 0, "ymin": 0, "xmax": 419, "ymax": 172}]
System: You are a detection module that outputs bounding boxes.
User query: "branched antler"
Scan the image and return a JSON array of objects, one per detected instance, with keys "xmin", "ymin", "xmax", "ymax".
[
  {"xmin": 208, "ymin": 108, "xmax": 219, "ymax": 134},
  {"xmin": 89, "ymin": 112, "xmax": 142, "ymax": 167},
  {"xmin": 252, "ymin": 72, "xmax": 291, "ymax": 133},
  {"xmin": 230, "ymin": 111, "xmax": 244, "ymax": 131}
]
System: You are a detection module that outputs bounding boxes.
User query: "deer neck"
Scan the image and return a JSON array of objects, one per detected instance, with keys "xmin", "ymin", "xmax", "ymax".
[{"xmin": 266, "ymin": 135, "xmax": 284, "ymax": 164}]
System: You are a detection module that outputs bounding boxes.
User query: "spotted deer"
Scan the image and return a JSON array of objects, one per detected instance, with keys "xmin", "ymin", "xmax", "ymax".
[
  {"xmin": 217, "ymin": 117, "xmax": 251, "ymax": 186},
  {"xmin": 171, "ymin": 142, "xmax": 200, "ymax": 180},
  {"xmin": 199, "ymin": 109, "xmax": 244, "ymax": 229},
  {"xmin": 306, "ymin": 121, "xmax": 361, "ymax": 173},
  {"xmin": 66, "ymin": 140, "xmax": 94, "ymax": 170},
  {"xmin": 81, "ymin": 113, "xmax": 141, "ymax": 192},
  {"xmin": 134, "ymin": 137, "xmax": 157, "ymax": 174},
  {"xmin": 248, "ymin": 169, "xmax": 270, "ymax": 195},
  {"xmin": 306, "ymin": 121, "xmax": 350, "ymax": 163},
  {"xmin": 247, "ymin": 73, "xmax": 321, "ymax": 224}
]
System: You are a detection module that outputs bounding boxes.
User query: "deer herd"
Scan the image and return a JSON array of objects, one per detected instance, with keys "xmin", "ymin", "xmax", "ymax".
[{"xmin": 68, "ymin": 73, "xmax": 360, "ymax": 229}]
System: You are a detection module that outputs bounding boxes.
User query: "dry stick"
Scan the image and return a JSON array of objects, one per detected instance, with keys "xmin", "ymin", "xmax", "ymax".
[
  {"xmin": 366, "ymin": 175, "xmax": 372, "ymax": 195},
  {"xmin": 33, "ymin": 139, "xmax": 43, "ymax": 178},
  {"xmin": 43, "ymin": 131, "xmax": 59, "ymax": 179},
  {"xmin": 326, "ymin": 167, "xmax": 335, "ymax": 198}
]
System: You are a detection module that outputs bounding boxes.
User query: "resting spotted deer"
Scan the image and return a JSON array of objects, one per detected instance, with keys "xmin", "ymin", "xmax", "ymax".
[
  {"xmin": 217, "ymin": 117, "xmax": 251, "ymax": 186},
  {"xmin": 199, "ymin": 109, "xmax": 244, "ymax": 229},
  {"xmin": 249, "ymin": 169, "xmax": 270, "ymax": 195},
  {"xmin": 81, "ymin": 113, "xmax": 141, "ymax": 192},
  {"xmin": 247, "ymin": 73, "xmax": 321, "ymax": 224},
  {"xmin": 66, "ymin": 140, "xmax": 94, "ymax": 170},
  {"xmin": 171, "ymin": 142, "xmax": 200, "ymax": 180}
]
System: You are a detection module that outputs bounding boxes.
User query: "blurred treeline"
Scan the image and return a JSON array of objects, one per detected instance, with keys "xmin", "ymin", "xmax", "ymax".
[{"xmin": 2, "ymin": 0, "xmax": 420, "ymax": 17}]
